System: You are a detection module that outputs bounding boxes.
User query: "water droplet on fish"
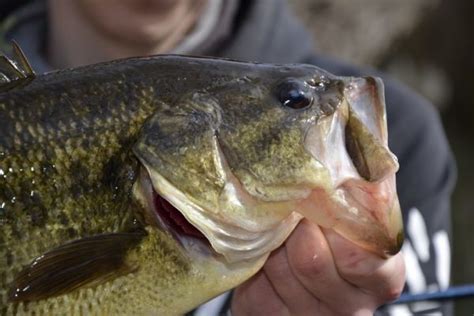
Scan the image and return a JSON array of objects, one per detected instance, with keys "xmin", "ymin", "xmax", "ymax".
[
  {"xmin": 0, "ymin": 203, "xmax": 6, "ymax": 221},
  {"xmin": 31, "ymin": 255, "xmax": 44, "ymax": 267}
]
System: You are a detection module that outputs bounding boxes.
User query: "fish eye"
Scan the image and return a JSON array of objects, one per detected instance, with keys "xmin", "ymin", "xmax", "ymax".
[{"xmin": 277, "ymin": 79, "xmax": 313, "ymax": 109}]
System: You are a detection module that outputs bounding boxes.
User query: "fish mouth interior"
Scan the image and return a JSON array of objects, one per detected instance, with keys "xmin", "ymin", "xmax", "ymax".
[
  {"xmin": 135, "ymin": 168, "xmax": 213, "ymax": 252},
  {"xmin": 152, "ymin": 191, "xmax": 208, "ymax": 241}
]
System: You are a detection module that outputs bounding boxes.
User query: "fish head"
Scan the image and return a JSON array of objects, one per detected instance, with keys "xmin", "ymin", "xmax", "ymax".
[{"xmin": 133, "ymin": 61, "xmax": 403, "ymax": 270}]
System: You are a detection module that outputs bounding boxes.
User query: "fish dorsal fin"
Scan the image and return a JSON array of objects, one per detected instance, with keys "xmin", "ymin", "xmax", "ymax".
[
  {"xmin": 0, "ymin": 41, "xmax": 36, "ymax": 92},
  {"xmin": 8, "ymin": 231, "xmax": 145, "ymax": 303}
]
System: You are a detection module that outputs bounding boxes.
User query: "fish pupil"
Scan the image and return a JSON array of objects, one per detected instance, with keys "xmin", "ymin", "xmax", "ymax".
[{"xmin": 278, "ymin": 80, "xmax": 312, "ymax": 109}]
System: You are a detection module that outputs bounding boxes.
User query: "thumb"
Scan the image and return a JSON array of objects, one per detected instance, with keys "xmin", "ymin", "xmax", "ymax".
[{"xmin": 322, "ymin": 228, "xmax": 405, "ymax": 302}]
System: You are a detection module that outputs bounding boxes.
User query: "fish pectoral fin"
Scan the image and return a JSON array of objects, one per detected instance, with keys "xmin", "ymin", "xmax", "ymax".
[
  {"xmin": 0, "ymin": 41, "xmax": 36, "ymax": 92},
  {"xmin": 8, "ymin": 231, "xmax": 145, "ymax": 303}
]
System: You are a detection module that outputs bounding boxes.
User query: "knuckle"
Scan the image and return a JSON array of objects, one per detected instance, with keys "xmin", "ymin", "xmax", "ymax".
[
  {"xmin": 235, "ymin": 290, "xmax": 290, "ymax": 316},
  {"xmin": 265, "ymin": 263, "xmax": 290, "ymax": 283},
  {"xmin": 264, "ymin": 249, "xmax": 291, "ymax": 281},
  {"xmin": 378, "ymin": 255, "xmax": 406, "ymax": 302},
  {"xmin": 291, "ymin": 251, "xmax": 330, "ymax": 279},
  {"xmin": 260, "ymin": 303, "xmax": 290, "ymax": 316},
  {"xmin": 380, "ymin": 284, "xmax": 404, "ymax": 302}
]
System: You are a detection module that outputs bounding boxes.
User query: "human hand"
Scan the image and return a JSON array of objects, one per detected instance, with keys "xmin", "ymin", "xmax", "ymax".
[{"xmin": 231, "ymin": 219, "xmax": 406, "ymax": 316}]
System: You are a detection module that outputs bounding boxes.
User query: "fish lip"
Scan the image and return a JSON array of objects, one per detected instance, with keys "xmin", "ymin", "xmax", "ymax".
[
  {"xmin": 335, "ymin": 178, "xmax": 403, "ymax": 256},
  {"xmin": 133, "ymin": 167, "xmax": 215, "ymax": 255}
]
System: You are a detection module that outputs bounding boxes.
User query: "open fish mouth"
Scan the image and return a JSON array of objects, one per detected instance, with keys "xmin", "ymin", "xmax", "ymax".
[{"xmin": 298, "ymin": 76, "xmax": 404, "ymax": 257}]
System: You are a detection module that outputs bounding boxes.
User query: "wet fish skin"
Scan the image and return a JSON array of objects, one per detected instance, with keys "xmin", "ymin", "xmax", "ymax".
[
  {"xmin": 0, "ymin": 56, "xmax": 324, "ymax": 314},
  {"xmin": 0, "ymin": 53, "xmax": 402, "ymax": 314}
]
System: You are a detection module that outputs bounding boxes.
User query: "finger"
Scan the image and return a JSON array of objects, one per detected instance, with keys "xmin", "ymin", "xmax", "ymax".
[
  {"xmin": 323, "ymin": 228, "xmax": 406, "ymax": 303},
  {"xmin": 285, "ymin": 219, "xmax": 371, "ymax": 313},
  {"xmin": 232, "ymin": 270, "xmax": 290, "ymax": 316},
  {"xmin": 263, "ymin": 245, "xmax": 320, "ymax": 315}
]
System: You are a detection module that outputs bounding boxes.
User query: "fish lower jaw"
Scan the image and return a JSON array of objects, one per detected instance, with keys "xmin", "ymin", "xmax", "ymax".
[
  {"xmin": 295, "ymin": 179, "xmax": 403, "ymax": 257},
  {"xmin": 135, "ymin": 166, "xmax": 305, "ymax": 263}
]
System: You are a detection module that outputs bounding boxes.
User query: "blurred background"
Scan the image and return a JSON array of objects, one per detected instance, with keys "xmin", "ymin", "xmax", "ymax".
[{"xmin": 289, "ymin": 0, "xmax": 473, "ymax": 313}]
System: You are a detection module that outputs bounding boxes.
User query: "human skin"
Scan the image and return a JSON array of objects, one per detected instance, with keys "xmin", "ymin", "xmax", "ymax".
[
  {"xmin": 232, "ymin": 220, "xmax": 405, "ymax": 315},
  {"xmin": 46, "ymin": 1, "xmax": 406, "ymax": 314},
  {"xmin": 47, "ymin": 0, "xmax": 206, "ymax": 68}
]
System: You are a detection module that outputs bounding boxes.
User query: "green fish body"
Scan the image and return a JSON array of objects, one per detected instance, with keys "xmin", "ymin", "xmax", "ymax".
[{"xmin": 0, "ymin": 47, "xmax": 403, "ymax": 315}]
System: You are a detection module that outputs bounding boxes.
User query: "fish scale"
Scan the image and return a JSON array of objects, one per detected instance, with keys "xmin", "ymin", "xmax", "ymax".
[
  {"xmin": 0, "ymin": 54, "xmax": 272, "ymax": 314},
  {"xmin": 0, "ymin": 63, "xmax": 158, "ymax": 313}
]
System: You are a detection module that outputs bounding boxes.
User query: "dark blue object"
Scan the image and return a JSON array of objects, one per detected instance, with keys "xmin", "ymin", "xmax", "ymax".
[{"xmin": 393, "ymin": 285, "xmax": 474, "ymax": 304}]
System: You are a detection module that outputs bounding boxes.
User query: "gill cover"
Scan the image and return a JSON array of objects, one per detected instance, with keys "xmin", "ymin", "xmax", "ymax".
[{"xmin": 133, "ymin": 92, "xmax": 303, "ymax": 262}]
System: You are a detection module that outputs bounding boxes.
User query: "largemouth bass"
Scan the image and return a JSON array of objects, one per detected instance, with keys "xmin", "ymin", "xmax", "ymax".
[{"xmin": 0, "ymin": 44, "xmax": 403, "ymax": 315}]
